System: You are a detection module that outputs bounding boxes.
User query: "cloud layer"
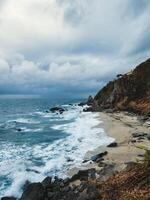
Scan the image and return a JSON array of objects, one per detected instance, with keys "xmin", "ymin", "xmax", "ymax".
[{"xmin": 0, "ymin": 0, "xmax": 150, "ymax": 97}]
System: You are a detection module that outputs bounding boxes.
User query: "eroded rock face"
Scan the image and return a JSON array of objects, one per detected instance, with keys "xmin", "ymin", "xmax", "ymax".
[{"xmin": 94, "ymin": 58, "xmax": 150, "ymax": 116}]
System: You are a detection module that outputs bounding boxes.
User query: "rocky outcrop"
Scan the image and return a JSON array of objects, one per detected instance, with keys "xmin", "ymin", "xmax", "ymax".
[
  {"xmin": 94, "ymin": 58, "xmax": 150, "ymax": 116},
  {"xmin": 49, "ymin": 107, "xmax": 65, "ymax": 114}
]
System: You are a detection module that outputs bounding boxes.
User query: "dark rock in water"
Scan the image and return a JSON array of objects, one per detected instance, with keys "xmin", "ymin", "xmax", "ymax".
[
  {"xmin": 107, "ymin": 142, "xmax": 118, "ymax": 147},
  {"xmin": 20, "ymin": 182, "xmax": 44, "ymax": 200},
  {"xmin": 78, "ymin": 102, "xmax": 86, "ymax": 106},
  {"xmin": 42, "ymin": 177, "xmax": 52, "ymax": 188},
  {"xmin": 16, "ymin": 128, "xmax": 22, "ymax": 132},
  {"xmin": 83, "ymin": 107, "xmax": 93, "ymax": 112},
  {"xmin": 1, "ymin": 197, "xmax": 16, "ymax": 200},
  {"xmin": 26, "ymin": 168, "xmax": 40, "ymax": 174},
  {"xmin": 45, "ymin": 110, "xmax": 49, "ymax": 113},
  {"xmin": 67, "ymin": 157, "xmax": 74, "ymax": 162},
  {"xmin": 91, "ymin": 151, "xmax": 108, "ymax": 162},
  {"xmin": 50, "ymin": 107, "xmax": 65, "ymax": 114}
]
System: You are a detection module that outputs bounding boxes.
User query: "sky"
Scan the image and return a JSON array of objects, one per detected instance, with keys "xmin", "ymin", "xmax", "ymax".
[{"xmin": 0, "ymin": 0, "xmax": 150, "ymax": 98}]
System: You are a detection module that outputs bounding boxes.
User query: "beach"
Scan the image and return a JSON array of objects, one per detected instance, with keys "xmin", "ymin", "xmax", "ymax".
[{"xmin": 99, "ymin": 111, "xmax": 150, "ymax": 167}]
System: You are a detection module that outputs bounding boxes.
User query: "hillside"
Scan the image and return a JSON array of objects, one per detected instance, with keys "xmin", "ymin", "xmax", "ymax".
[{"xmin": 94, "ymin": 59, "xmax": 150, "ymax": 116}]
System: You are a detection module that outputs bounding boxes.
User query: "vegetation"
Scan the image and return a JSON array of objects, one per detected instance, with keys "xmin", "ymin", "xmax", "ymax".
[{"xmin": 135, "ymin": 145, "xmax": 150, "ymax": 165}]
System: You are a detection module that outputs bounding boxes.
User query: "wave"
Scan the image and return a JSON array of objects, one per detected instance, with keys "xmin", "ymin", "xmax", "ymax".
[
  {"xmin": 0, "ymin": 104, "xmax": 114, "ymax": 198},
  {"xmin": 8, "ymin": 118, "xmax": 40, "ymax": 124}
]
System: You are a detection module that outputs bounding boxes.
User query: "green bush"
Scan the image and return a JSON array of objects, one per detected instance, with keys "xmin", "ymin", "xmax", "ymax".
[{"xmin": 135, "ymin": 145, "xmax": 150, "ymax": 165}]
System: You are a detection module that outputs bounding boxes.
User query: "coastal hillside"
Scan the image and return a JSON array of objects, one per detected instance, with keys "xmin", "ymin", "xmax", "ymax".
[{"xmin": 94, "ymin": 59, "xmax": 150, "ymax": 116}]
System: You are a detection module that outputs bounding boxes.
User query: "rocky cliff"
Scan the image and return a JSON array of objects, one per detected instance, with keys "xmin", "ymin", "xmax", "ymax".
[{"xmin": 94, "ymin": 58, "xmax": 150, "ymax": 116}]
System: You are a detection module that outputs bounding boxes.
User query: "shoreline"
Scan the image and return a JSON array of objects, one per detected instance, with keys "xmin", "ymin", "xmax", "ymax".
[
  {"xmin": 69, "ymin": 110, "xmax": 150, "ymax": 177},
  {"xmin": 2, "ymin": 110, "xmax": 150, "ymax": 200}
]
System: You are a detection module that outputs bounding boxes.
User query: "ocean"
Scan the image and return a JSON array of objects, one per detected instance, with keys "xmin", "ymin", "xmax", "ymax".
[{"xmin": 0, "ymin": 95, "xmax": 113, "ymax": 198}]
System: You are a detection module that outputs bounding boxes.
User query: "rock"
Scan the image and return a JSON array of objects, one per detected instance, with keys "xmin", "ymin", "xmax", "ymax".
[
  {"xmin": 91, "ymin": 151, "xmax": 108, "ymax": 162},
  {"xmin": 22, "ymin": 180, "xmax": 31, "ymax": 191},
  {"xmin": 42, "ymin": 177, "xmax": 52, "ymax": 188},
  {"xmin": 147, "ymin": 135, "xmax": 150, "ymax": 140},
  {"xmin": 125, "ymin": 161, "xmax": 137, "ymax": 170},
  {"xmin": 97, "ymin": 163, "xmax": 116, "ymax": 182},
  {"xmin": 1, "ymin": 198, "xmax": 16, "ymax": 200},
  {"xmin": 87, "ymin": 95, "xmax": 94, "ymax": 106},
  {"xmin": 132, "ymin": 132, "xmax": 148, "ymax": 138},
  {"xmin": 70, "ymin": 168, "xmax": 96, "ymax": 182},
  {"xmin": 63, "ymin": 178, "xmax": 70, "ymax": 186},
  {"xmin": 107, "ymin": 142, "xmax": 118, "ymax": 147},
  {"xmin": 83, "ymin": 106, "xmax": 103, "ymax": 112},
  {"xmin": 47, "ymin": 191, "xmax": 54, "ymax": 198},
  {"xmin": 26, "ymin": 168, "xmax": 40, "ymax": 174},
  {"xmin": 20, "ymin": 182, "xmax": 45, "ymax": 200},
  {"xmin": 16, "ymin": 128, "xmax": 22, "ymax": 132},
  {"xmin": 50, "ymin": 107, "xmax": 65, "ymax": 114},
  {"xmin": 131, "ymin": 139, "xmax": 137, "ymax": 143},
  {"xmin": 83, "ymin": 107, "xmax": 93, "ymax": 112},
  {"xmin": 78, "ymin": 102, "xmax": 86, "ymax": 106}
]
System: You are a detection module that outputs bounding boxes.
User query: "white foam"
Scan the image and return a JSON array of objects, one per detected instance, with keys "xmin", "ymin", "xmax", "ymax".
[
  {"xmin": 8, "ymin": 118, "xmax": 39, "ymax": 124},
  {"xmin": 0, "ymin": 105, "xmax": 114, "ymax": 198}
]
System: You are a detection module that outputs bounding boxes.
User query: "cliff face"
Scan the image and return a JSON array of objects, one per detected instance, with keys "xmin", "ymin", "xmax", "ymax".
[{"xmin": 94, "ymin": 59, "xmax": 150, "ymax": 116}]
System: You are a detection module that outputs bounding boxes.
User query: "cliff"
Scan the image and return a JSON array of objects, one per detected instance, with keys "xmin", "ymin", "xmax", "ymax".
[{"xmin": 94, "ymin": 58, "xmax": 150, "ymax": 116}]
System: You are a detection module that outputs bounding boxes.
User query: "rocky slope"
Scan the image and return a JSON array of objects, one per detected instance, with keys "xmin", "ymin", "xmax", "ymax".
[{"xmin": 93, "ymin": 58, "xmax": 150, "ymax": 116}]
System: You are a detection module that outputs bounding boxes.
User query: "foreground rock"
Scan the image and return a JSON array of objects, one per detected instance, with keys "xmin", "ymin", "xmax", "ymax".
[
  {"xmin": 107, "ymin": 142, "xmax": 118, "ymax": 147},
  {"xmin": 2, "ymin": 163, "xmax": 149, "ymax": 200},
  {"xmin": 20, "ymin": 183, "xmax": 44, "ymax": 200}
]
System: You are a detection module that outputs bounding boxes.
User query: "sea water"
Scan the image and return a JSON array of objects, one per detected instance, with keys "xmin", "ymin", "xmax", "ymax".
[{"xmin": 0, "ymin": 95, "xmax": 113, "ymax": 198}]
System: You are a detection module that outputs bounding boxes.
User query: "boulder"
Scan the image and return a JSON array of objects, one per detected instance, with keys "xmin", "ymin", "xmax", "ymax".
[
  {"xmin": 107, "ymin": 142, "xmax": 118, "ymax": 147},
  {"xmin": 20, "ymin": 182, "xmax": 45, "ymax": 200},
  {"xmin": 50, "ymin": 107, "xmax": 65, "ymax": 114},
  {"xmin": 70, "ymin": 168, "xmax": 96, "ymax": 182},
  {"xmin": 91, "ymin": 151, "xmax": 108, "ymax": 162},
  {"xmin": 78, "ymin": 102, "xmax": 86, "ymax": 106},
  {"xmin": 132, "ymin": 132, "xmax": 148, "ymax": 138},
  {"xmin": 42, "ymin": 177, "xmax": 52, "ymax": 188}
]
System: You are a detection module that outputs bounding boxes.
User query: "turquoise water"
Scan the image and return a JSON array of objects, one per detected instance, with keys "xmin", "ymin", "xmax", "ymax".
[{"xmin": 0, "ymin": 95, "xmax": 113, "ymax": 198}]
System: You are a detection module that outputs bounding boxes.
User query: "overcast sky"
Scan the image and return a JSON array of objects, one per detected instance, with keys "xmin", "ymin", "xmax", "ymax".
[{"xmin": 0, "ymin": 0, "xmax": 150, "ymax": 98}]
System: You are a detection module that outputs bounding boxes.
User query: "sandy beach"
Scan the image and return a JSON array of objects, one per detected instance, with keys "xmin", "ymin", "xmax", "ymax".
[{"xmin": 99, "ymin": 111, "xmax": 150, "ymax": 168}]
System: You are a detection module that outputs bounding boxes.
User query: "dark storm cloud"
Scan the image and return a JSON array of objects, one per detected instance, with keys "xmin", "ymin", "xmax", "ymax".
[{"xmin": 0, "ymin": 0, "xmax": 150, "ymax": 97}]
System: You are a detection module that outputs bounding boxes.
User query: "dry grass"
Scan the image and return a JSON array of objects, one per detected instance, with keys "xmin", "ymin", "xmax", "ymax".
[{"xmin": 87, "ymin": 164, "xmax": 150, "ymax": 200}]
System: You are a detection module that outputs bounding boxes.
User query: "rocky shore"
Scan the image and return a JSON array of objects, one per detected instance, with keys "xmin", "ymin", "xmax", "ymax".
[
  {"xmin": 1, "ymin": 59, "xmax": 150, "ymax": 200},
  {"xmin": 2, "ymin": 111, "xmax": 150, "ymax": 200}
]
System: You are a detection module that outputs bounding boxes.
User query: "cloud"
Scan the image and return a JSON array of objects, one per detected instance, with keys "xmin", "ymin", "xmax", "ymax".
[{"xmin": 0, "ymin": 0, "xmax": 150, "ymax": 97}]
